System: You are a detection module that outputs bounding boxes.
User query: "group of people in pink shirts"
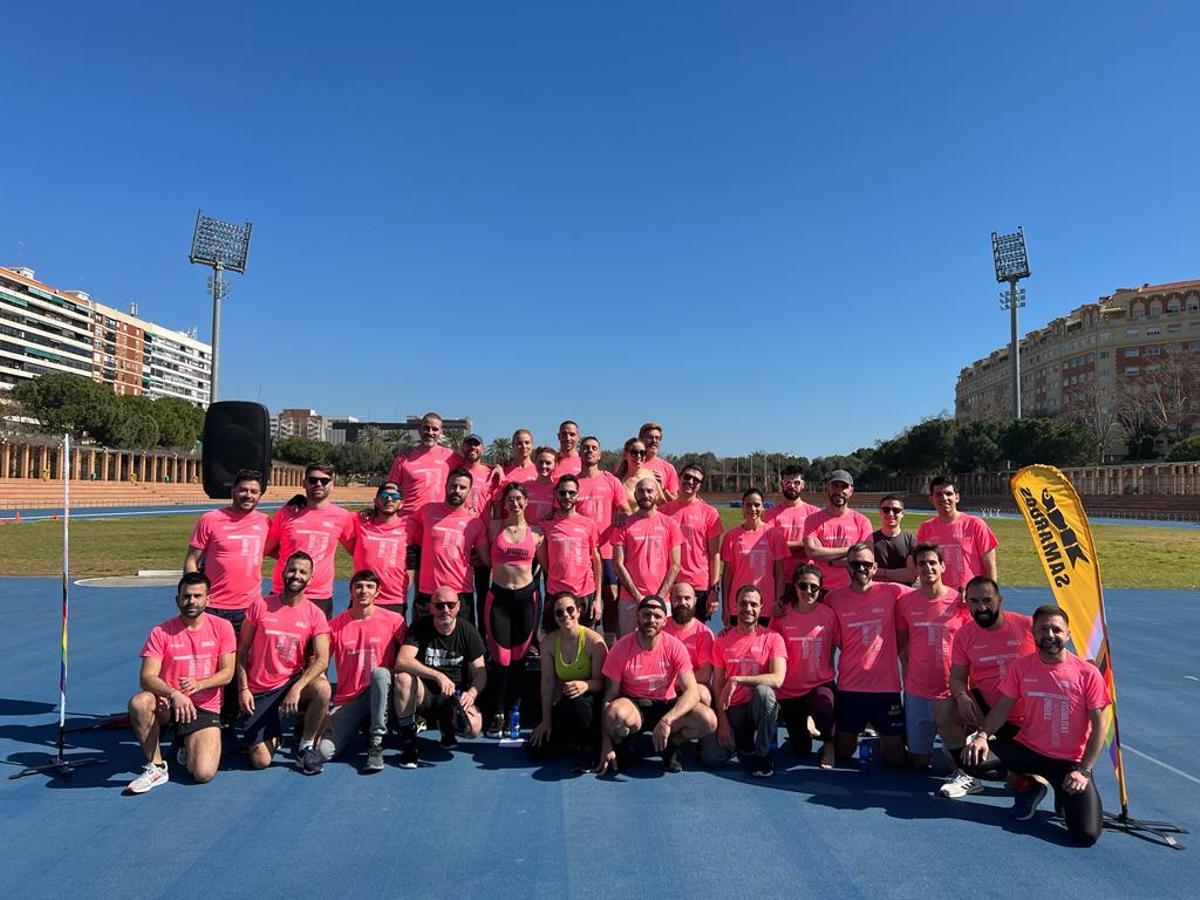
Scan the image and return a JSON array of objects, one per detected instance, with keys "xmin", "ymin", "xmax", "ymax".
[{"xmin": 123, "ymin": 412, "xmax": 1111, "ymax": 846}]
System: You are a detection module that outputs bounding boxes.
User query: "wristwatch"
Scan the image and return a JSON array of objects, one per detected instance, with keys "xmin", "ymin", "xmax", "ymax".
[{"xmin": 1075, "ymin": 767, "xmax": 1093, "ymax": 779}]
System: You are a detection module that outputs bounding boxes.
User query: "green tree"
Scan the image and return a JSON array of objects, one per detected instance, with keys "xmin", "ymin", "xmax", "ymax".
[
  {"xmin": 896, "ymin": 416, "xmax": 956, "ymax": 475},
  {"xmin": 999, "ymin": 418, "xmax": 1097, "ymax": 468},
  {"xmin": 1166, "ymin": 435, "xmax": 1200, "ymax": 462},
  {"xmin": 274, "ymin": 435, "xmax": 333, "ymax": 465},
  {"xmin": 486, "ymin": 436, "xmax": 512, "ymax": 465},
  {"xmin": 951, "ymin": 420, "xmax": 1004, "ymax": 473},
  {"xmin": 148, "ymin": 397, "xmax": 204, "ymax": 448},
  {"xmin": 330, "ymin": 442, "xmax": 390, "ymax": 481},
  {"xmin": 104, "ymin": 396, "xmax": 161, "ymax": 449},
  {"xmin": 10, "ymin": 372, "xmax": 115, "ymax": 439}
]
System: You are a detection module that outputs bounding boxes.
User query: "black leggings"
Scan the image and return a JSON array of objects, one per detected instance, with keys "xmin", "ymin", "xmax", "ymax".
[
  {"xmin": 525, "ymin": 693, "xmax": 599, "ymax": 762},
  {"xmin": 485, "ymin": 581, "xmax": 539, "ymax": 716},
  {"xmin": 965, "ymin": 737, "xmax": 1103, "ymax": 846},
  {"xmin": 779, "ymin": 683, "xmax": 836, "ymax": 757}
]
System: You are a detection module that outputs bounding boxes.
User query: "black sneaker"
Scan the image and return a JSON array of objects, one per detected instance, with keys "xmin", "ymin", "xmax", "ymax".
[
  {"xmin": 438, "ymin": 705, "xmax": 459, "ymax": 748},
  {"xmin": 1009, "ymin": 781, "xmax": 1048, "ymax": 821},
  {"xmin": 365, "ymin": 738, "xmax": 384, "ymax": 773},
  {"xmin": 752, "ymin": 755, "xmax": 774, "ymax": 778},
  {"xmin": 298, "ymin": 746, "xmax": 324, "ymax": 776},
  {"xmin": 398, "ymin": 730, "xmax": 419, "ymax": 769},
  {"xmin": 662, "ymin": 742, "xmax": 682, "ymax": 774},
  {"xmin": 485, "ymin": 714, "xmax": 504, "ymax": 739}
]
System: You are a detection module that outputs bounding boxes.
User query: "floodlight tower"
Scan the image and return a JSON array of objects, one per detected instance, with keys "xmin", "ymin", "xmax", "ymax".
[
  {"xmin": 992, "ymin": 227, "xmax": 1031, "ymax": 419},
  {"xmin": 188, "ymin": 210, "xmax": 252, "ymax": 406}
]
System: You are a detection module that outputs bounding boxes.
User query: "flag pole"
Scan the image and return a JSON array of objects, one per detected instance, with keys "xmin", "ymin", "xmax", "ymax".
[{"xmin": 9, "ymin": 433, "xmax": 106, "ymax": 779}]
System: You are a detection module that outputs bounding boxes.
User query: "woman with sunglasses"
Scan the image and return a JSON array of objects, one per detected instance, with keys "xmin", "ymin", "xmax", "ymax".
[
  {"xmin": 770, "ymin": 565, "xmax": 837, "ymax": 768},
  {"xmin": 526, "ymin": 592, "xmax": 608, "ymax": 764},
  {"xmin": 719, "ymin": 488, "xmax": 788, "ymax": 627},
  {"xmin": 615, "ymin": 437, "xmax": 662, "ymax": 505},
  {"xmin": 348, "ymin": 481, "xmax": 412, "ymax": 614},
  {"xmin": 523, "ymin": 446, "xmax": 560, "ymax": 524},
  {"xmin": 474, "ymin": 482, "xmax": 548, "ymax": 738}
]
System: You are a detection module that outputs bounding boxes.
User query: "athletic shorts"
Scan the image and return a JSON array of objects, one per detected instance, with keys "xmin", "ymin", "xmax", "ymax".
[
  {"xmin": 172, "ymin": 709, "xmax": 222, "ymax": 737},
  {"xmin": 601, "ymin": 558, "xmax": 618, "ymax": 587},
  {"xmin": 904, "ymin": 694, "xmax": 938, "ymax": 755},
  {"xmin": 632, "ymin": 698, "xmax": 673, "ymax": 734},
  {"xmin": 207, "ymin": 606, "xmax": 249, "ymax": 634},
  {"xmin": 973, "ymin": 688, "xmax": 1020, "ymax": 741},
  {"xmin": 835, "ymin": 690, "xmax": 905, "ymax": 737},
  {"xmin": 239, "ymin": 674, "xmax": 301, "ymax": 747}
]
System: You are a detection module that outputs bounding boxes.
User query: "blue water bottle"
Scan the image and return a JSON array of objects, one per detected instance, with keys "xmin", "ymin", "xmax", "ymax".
[
  {"xmin": 506, "ymin": 702, "xmax": 521, "ymax": 740},
  {"xmin": 858, "ymin": 735, "xmax": 872, "ymax": 777}
]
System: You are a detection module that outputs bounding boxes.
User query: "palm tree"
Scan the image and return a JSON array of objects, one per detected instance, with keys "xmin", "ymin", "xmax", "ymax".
[{"xmin": 486, "ymin": 436, "xmax": 512, "ymax": 465}]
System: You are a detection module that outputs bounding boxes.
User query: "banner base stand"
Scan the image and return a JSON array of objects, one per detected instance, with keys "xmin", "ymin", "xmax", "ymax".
[
  {"xmin": 1103, "ymin": 810, "xmax": 1188, "ymax": 850},
  {"xmin": 9, "ymin": 752, "xmax": 107, "ymax": 780}
]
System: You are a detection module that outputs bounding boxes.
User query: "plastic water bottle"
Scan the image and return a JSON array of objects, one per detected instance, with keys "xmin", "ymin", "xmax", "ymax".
[
  {"xmin": 506, "ymin": 703, "xmax": 521, "ymax": 740},
  {"xmin": 452, "ymin": 690, "xmax": 467, "ymax": 734},
  {"xmin": 858, "ymin": 735, "xmax": 872, "ymax": 777}
]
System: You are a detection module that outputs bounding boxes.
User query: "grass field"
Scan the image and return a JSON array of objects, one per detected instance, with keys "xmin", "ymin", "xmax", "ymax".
[{"xmin": 2, "ymin": 507, "xmax": 1198, "ymax": 589}]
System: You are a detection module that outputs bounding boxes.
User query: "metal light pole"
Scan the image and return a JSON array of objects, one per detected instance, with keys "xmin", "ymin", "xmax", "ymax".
[
  {"xmin": 189, "ymin": 210, "xmax": 252, "ymax": 406},
  {"xmin": 992, "ymin": 227, "xmax": 1031, "ymax": 419}
]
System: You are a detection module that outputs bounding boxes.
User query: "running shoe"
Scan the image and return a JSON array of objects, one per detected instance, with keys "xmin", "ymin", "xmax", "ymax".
[
  {"xmin": 485, "ymin": 714, "xmax": 505, "ymax": 739},
  {"xmin": 126, "ymin": 762, "xmax": 169, "ymax": 794},
  {"xmin": 365, "ymin": 738, "xmax": 384, "ymax": 773},
  {"xmin": 662, "ymin": 742, "xmax": 682, "ymax": 774},
  {"xmin": 939, "ymin": 770, "xmax": 984, "ymax": 799},
  {"xmin": 398, "ymin": 730, "xmax": 419, "ymax": 769},
  {"xmin": 1008, "ymin": 780, "xmax": 1048, "ymax": 821},
  {"xmin": 297, "ymin": 746, "xmax": 324, "ymax": 775},
  {"xmin": 752, "ymin": 755, "xmax": 774, "ymax": 778}
]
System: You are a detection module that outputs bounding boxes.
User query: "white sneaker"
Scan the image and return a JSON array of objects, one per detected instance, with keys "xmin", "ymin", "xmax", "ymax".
[
  {"xmin": 939, "ymin": 769, "xmax": 984, "ymax": 799},
  {"xmin": 127, "ymin": 762, "xmax": 169, "ymax": 794}
]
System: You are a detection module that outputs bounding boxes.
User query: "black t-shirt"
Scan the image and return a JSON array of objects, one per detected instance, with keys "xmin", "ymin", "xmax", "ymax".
[
  {"xmin": 872, "ymin": 528, "xmax": 914, "ymax": 573},
  {"xmin": 404, "ymin": 617, "xmax": 486, "ymax": 691}
]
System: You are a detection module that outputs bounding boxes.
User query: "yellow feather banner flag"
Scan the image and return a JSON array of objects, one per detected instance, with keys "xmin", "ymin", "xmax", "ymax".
[{"xmin": 1009, "ymin": 464, "xmax": 1128, "ymax": 809}]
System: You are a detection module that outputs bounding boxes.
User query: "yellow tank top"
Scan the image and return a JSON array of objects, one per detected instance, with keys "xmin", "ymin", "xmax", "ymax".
[{"xmin": 554, "ymin": 628, "xmax": 592, "ymax": 682}]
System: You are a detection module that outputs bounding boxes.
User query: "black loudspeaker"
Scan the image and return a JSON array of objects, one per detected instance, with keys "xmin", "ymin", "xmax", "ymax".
[{"xmin": 202, "ymin": 401, "xmax": 272, "ymax": 499}]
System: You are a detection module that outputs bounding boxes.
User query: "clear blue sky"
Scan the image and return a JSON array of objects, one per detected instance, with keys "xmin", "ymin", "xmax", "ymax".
[{"xmin": 4, "ymin": 2, "xmax": 1197, "ymax": 457}]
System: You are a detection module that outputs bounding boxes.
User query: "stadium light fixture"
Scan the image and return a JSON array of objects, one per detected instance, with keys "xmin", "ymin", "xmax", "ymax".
[
  {"xmin": 991, "ymin": 227, "xmax": 1031, "ymax": 420},
  {"xmin": 189, "ymin": 210, "xmax": 253, "ymax": 406}
]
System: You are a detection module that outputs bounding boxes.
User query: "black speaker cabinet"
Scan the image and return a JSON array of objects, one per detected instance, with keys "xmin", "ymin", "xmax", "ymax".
[{"xmin": 202, "ymin": 401, "xmax": 272, "ymax": 499}]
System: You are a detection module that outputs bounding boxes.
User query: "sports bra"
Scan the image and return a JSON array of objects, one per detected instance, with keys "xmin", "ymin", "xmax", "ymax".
[
  {"xmin": 490, "ymin": 525, "xmax": 536, "ymax": 569},
  {"xmin": 554, "ymin": 628, "xmax": 592, "ymax": 682}
]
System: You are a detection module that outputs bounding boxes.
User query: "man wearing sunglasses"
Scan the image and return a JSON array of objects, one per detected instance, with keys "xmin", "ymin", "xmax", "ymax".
[
  {"xmin": 264, "ymin": 463, "xmax": 354, "ymax": 619},
  {"xmin": 394, "ymin": 587, "xmax": 488, "ymax": 767},
  {"xmin": 660, "ymin": 465, "xmax": 723, "ymax": 623},
  {"xmin": 541, "ymin": 474, "xmax": 603, "ymax": 628},
  {"xmin": 348, "ymin": 481, "xmax": 413, "ymax": 615},
  {"xmin": 827, "ymin": 543, "xmax": 908, "ymax": 767},
  {"xmin": 872, "ymin": 495, "xmax": 917, "ymax": 585}
]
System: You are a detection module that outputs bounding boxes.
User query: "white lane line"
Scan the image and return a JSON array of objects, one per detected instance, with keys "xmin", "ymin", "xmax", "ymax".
[
  {"xmin": 1185, "ymin": 676, "xmax": 1199, "ymax": 682},
  {"xmin": 1124, "ymin": 744, "xmax": 1200, "ymax": 787}
]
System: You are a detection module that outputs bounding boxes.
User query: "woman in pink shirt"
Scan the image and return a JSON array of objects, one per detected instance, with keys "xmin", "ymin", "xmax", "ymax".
[
  {"xmin": 615, "ymin": 437, "xmax": 661, "ymax": 505},
  {"xmin": 474, "ymin": 482, "xmax": 548, "ymax": 738},
  {"xmin": 501, "ymin": 429, "xmax": 538, "ymax": 486},
  {"xmin": 524, "ymin": 446, "xmax": 559, "ymax": 524},
  {"xmin": 720, "ymin": 489, "xmax": 787, "ymax": 626}
]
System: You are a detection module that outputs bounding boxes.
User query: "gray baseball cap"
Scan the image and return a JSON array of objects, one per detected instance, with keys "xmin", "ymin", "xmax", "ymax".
[{"xmin": 827, "ymin": 469, "xmax": 854, "ymax": 487}]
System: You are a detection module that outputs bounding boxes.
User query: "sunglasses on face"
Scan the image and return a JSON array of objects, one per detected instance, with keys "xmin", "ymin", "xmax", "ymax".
[
  {"xmin": 557, "ymin": 490, "xmax": 577, "ymax": 497},
  {"xmin": 377, "ymin": 491, "xmax": 401, "ymax": 501},
  {"xmin": 848, "ymin": 561, "xmax": 873, "ymax": 571},
  {"xmin": 681, "ymin": 475, "xmax": 703, "ymax": 484},
  {"xmin": 307, "ymin": 477, "xmax": 332, "ymax": 486},
  {"xmin": 554, "ymin": 607, "xmax": 577, "ymax": 618},
  {"xmin": 432, "ymin": 601, "xmax": 458, "ymax": 611},
  {"xmin": 880, "ymin": 507, "xmax": 903, "ymax": 515},
  {"xmin": 795, "ymin": 582, "xmax": 821, "ymax": 594},
  {"xmin": 629, "ymin": 449, "xmax": 647, "ymax": 457}
]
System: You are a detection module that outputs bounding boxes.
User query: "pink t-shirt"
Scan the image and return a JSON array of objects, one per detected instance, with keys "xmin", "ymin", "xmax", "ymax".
[
  {"xmin": 1001, "ymin": 651, "xmax": 1110, "ymax": 761},
  {"xmin": 663, "ymin": 618, "xmax": 715, "ymax": 672},
  {"xmin": 602, "ymin": 632, "xmax": 692, "ymax": 701},
  {"xmin": 524, "ymin": 480, "xmax": 557, "ymax": 524},
  {"xmin": 661, "ymin": 498, "xmax": 724, "ymax": 589},
  {"xmin": 827, "ymin": 583, "xmax": 904, "ymax": 693},
  {"xmin": 188, "ymin": 507, "xmax": 270, "ymax": 609},
  {"xmin": 351, "ymin": 514, "xmax": 411, "ymax": 607},
  {"xmin": 952, "ymin": 612, "xmax": 1035, "ymax": 723},
  {"xmin": 244, "ymin": 595, "xmax": 331, "ymax": 693},
  {"xmin": 915, "ymin": 514, "xmax": 999, "ymax": 591},
  {"xmin": 552, "ymin": 454, "xmax": 583, "ymax": 480},
  {"xmin": 268, "ymin": 504, "xmax": 355, "ymax": 599},
  {"xmin": 770, "ymin": 603, "xmax": 839, "ymax": 698},
  {"xmin": 576, "ymin": 471, "xmax": 628, "ymax": 560},
  {"xmin": 764, "ymin": 501, "xmax": 822, "ymax": 580},
  {"xmin": 387, "ymin": 445, "xmax": 456, "ymax": 520},
  {"xmin": 614, "ymin": 512, "xmax": 684, "ymax": 601},
  {"xmin": 801, "ymin": 508, "xmax": 873, "ymax": 591},
  {"xmin": 463, "ymin": 462, "xmax": 497, "ymax": 519},
  {"xmin": 643, "ymin": 455, "xmax": 680, "ymax": 494},
  {"xmin": 329, "ymin": 607, "xmax": 407, "ymax": 703},
  {"xmin": 140, "ymin": 614, "xmax": 237, "ymax": 713},
  {"xmin": 712, "ymin": 628, "xmax": 786, "ymax": 707},
  {"xmin": 502, "ymin": 460, "xmax": 539, "ymax": 486},
  {"xmin": 896, "ymin": 587, "xmax": 967, "ymax": 700},
  {"xmin": 411, "ymin": 503, "xmax": 487, "ymax": 594},
  {"xmin": 720, "ymin": 524, "xmax": 789, "ymax": 605},
  {"xmin": 542, "ymin": 513, "xmax": 600, "ymax": 596}
]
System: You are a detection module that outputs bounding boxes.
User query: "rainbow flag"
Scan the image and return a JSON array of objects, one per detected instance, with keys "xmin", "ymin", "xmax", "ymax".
[{"xmin": 1010, "ymin": 465, "xmax": 1127, "ymax": 808}]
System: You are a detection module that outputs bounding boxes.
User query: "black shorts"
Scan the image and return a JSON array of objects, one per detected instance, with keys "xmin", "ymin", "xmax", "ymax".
[
  {"xmin": 207, "ymin": 606, "xmax": 249, "ymax": 634},
  {"xmin": 172, "ymin": 709, "xmax": 222, "ymax": 737},
  {"xmin": 239, "ymin": 675, "xmax": 301, "ymax": 747},
  {"xmin": 973, "ymin": 688, "xmax": 1020, "ymax": 741},
  {"xmin": 632, "ymin": 698, "xmax": 673, "ymax": 734},
  {"xmin": 835, "ymin": 690, "xmax": 905, "ymax": 737}
]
